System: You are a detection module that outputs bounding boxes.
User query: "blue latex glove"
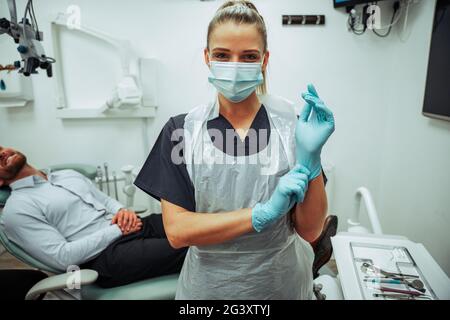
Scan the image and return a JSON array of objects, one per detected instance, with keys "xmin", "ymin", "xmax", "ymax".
[
  {"xmin": 252, "ymin": 165, "xmax": 310, "ymax": 232},
  {"xmin": 295, "ymin": 84, "xmax": 335, "ymax": 180}
]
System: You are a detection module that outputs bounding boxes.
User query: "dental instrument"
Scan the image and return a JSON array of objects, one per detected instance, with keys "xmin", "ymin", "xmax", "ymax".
[
  {"xmin": 364, "ymin": 278, "xmax": 425, "ymax": 293},
  {"xmin": 373, "ymin": 293, "xmax": 431, "ymax": 300},
  {"xmin": 113, "ymin": 171, "xmax": 118, "ymax": 201},
  {"xmin": 96, "ymin": 166, "xmax": 103, "ymax": 191},
  {"xmin": 104, "ymin": 162, "xmax": 110, "ymax": 196},
  {"xmin": 361, "ymin": 262, "xmax": 419, "ymax": 279},
  {"xmin": 378, "ymin": 286, "xmax": 426, "ymax": 297}
]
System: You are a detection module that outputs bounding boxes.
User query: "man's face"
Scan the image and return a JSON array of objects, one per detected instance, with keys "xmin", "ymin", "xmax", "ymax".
[{"xmin": 0, "ymin": 146, "xmax": 27, "ymax": 183}]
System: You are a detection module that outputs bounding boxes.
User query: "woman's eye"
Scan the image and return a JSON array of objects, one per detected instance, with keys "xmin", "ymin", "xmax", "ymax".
[
  {"xmin": 211, "ymin": 53, "xmax": 260, "ymax": 62},
  {"xmin": 212, "ymin": 53, "xmax": 228, "ymax": 60},
  {"xmin": 242, "ymin": 54, "xmax": 259, "ymax": 61}
]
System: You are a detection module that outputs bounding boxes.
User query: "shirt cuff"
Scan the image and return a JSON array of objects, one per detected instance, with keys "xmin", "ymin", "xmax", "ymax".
[
  {"xmin": 109, "ymin": 201, "xmax": 124, "ymax": 215},
  {"xmin": 107, "ymin": 224, "xmax": 123, "ymax": 241}
]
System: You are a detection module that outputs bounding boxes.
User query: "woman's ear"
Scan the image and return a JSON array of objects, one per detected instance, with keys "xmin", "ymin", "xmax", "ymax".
[
  {"xmin": 262, "ymin": 51, "xmax": 270, "ymax": 72},
  {"xmin": 204, "ymin": 48, "xmax": 210, "ymax": 67},
  {"xmin": 0, "ymin": 180, "xmax": 4, "ymax": 187}
]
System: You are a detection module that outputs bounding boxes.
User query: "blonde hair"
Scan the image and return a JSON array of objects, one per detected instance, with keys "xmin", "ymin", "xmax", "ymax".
[{"xmin": 207, "ymin": 0, "xmax": 268, "ymax": 95}]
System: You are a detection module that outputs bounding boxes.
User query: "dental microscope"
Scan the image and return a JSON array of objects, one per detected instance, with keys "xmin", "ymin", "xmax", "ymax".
[{"xmin": 0, "ymin": 0, "xmax": 55, "ymax": 77}]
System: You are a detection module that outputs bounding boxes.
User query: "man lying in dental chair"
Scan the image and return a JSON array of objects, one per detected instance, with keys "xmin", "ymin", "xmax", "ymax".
[{"xmin": 0, "ymin": 145, "xmax": 187, "ymax": 288}]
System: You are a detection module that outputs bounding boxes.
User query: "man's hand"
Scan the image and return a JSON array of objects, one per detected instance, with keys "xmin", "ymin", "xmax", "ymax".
[{"xmin": 112, "ymin": 209, "xmax": 142, "ymax": 235}]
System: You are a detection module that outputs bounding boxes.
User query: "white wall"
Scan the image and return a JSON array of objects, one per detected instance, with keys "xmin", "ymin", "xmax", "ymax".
[
  {"xmin": 1, "ymin": 0, "xmax": 448, "ymax": 274},
  {"xmin": 376, "ymin": 1, "xmax": 450, "ymax": 275}
]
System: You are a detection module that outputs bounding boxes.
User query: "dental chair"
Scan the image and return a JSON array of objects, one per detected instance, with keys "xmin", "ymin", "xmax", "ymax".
[{"xmin": 0, "ymin": 164, "xmax": 179, "ymax": 300}]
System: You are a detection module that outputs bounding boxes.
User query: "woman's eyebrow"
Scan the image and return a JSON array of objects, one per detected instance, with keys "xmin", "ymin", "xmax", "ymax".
[
  {"xmin": 211, "ymin": 48, "xmax": 231, "ymax": 52},
  {"xmin": 211, "ymin": 48, "xmax": 260, "ymax": 54}
]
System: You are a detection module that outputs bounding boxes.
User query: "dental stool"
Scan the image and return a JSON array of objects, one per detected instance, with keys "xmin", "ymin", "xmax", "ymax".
[{"xmin": 0, "ymin": 164, "xmax": 179, "ymax": 300}]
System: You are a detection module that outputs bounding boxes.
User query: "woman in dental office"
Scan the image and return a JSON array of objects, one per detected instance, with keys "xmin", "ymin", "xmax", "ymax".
[{"xmin": 135, "ymin": 0, "xmax": 335, "ymax": 299}]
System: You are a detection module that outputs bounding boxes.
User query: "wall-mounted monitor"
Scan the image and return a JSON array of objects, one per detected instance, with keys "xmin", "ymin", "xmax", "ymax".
[
  {"xmin": 333, "ymin": 0, "xmax": 387, "ymax": 8},
  {"xmin": 422, "ymin": 0, "xmax": 450, "ymax": 121}
]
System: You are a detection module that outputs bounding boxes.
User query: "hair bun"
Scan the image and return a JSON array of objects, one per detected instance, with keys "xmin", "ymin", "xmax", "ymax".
[{"xmin": 219, "ymin": 0, "xmax": 260, "ymax": 14}]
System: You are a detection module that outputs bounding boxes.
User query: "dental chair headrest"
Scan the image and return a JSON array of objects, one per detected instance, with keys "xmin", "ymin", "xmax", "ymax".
[{"xmin": 0, "ymin": 186, "xmax": 12, "ymax": 207}]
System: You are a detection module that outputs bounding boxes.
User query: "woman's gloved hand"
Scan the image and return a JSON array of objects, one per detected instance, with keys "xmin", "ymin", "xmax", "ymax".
[
  {"xmin": 296, "ymin": 84, "xmax": 335, "ymax": 180},
  {"xmin": 252, "ymin": 164, "xmax": 310, "ymax": 232}
]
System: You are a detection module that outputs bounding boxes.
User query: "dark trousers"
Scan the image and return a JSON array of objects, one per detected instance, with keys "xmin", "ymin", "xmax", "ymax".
[
  {"xmin": 0, "ymin": 269, "xmax": 48, "ymax": 300},
  {"xmin": 82, "ymin": 214, "xmax": 187, "ymax": 288}
]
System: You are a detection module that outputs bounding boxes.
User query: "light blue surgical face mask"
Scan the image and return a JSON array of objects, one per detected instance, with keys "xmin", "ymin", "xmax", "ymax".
[{"xmin": 208, "ymin": 58, "xmax": 264, "ymax": 103}]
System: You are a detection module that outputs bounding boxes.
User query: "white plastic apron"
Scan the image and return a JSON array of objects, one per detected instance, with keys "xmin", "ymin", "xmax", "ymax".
[{"xmin": 176, "ymin": 94, "xmax": 314, "ymax": 300}]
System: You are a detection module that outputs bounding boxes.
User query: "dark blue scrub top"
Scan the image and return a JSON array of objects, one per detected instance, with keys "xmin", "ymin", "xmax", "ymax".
[{"xmin": 134, "ymin": 105, "xmax": 326, "ymax": 211}]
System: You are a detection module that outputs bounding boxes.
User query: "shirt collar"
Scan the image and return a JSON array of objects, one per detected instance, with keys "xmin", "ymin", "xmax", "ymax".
[{"xmin": 9, "ymin": 173, "xmax": 48, "ymax": 191}]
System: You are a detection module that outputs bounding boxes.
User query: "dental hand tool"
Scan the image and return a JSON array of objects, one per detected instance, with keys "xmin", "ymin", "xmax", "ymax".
[
  {"xmin": 104, "ymin": 162, "xmax": 110, "ymax": 196},
  {"xmin": 364, "ymin": 278, "xmax": 425, "ymax": 293},
  {"xmin": 96, "ymin": 166, "xmax": 103, "ymax": 191},
  {"xmin": 373, "ymin": 293, "xmax": 431, "ymax": 300},
  {"xmin": 361, "ymin": 262, "xmax": 419, "ymax": 279},
  {"xmin": 113, "ymin": 171, "xmax": 119, "ymax": 201},
  {"xmin": 378, "ymin": 286, "xmax": 425, "ymax": 296}
]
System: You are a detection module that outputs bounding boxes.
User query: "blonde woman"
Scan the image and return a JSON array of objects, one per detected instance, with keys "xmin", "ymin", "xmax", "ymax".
[{"xmin": 136, "ymin": 0, "xmax": 335, "ymax": 299}]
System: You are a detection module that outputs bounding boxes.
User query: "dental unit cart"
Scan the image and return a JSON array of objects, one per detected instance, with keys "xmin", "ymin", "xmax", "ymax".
[{"xmin": 331, "ymin": 232, "xmax": 450, "ymax": 300}]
